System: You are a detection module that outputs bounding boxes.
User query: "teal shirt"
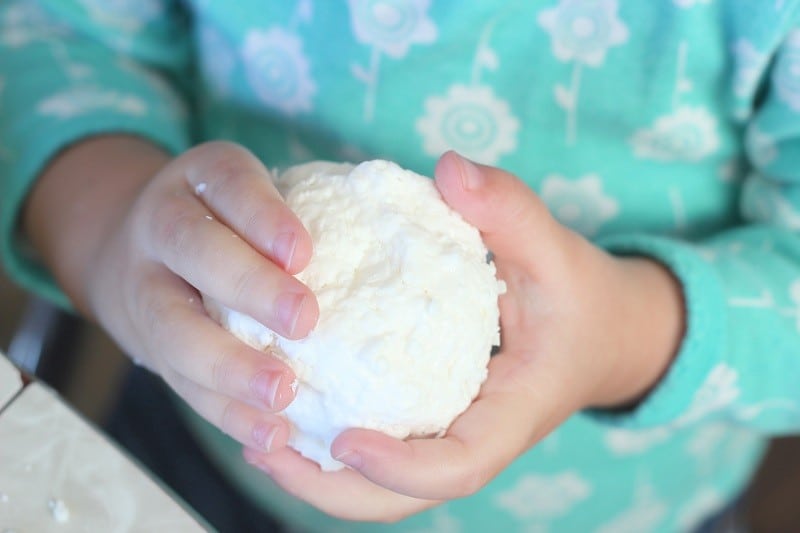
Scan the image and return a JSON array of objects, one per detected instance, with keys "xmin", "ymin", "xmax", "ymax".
[{"xmin": 3, "ymin": 1, "xmax": 800, "ymax": 531}]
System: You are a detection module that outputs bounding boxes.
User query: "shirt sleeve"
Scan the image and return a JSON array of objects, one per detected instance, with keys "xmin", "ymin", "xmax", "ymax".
[
  {"xmin": 0, "ymin": 0, "xmax": 193, "ymax": 308},
  {"xmin": 590, "ymin": 28, "xmax": 800, "ymax": 435}
]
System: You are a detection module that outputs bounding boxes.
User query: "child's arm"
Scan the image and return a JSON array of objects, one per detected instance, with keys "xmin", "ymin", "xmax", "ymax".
[
  {"xmin": 0, "ymin": 2, "xmax": 318, "ymax": 455},
  {"xmin": 0, "ymin": 0, "xmax": 193, "ymax": 305}
]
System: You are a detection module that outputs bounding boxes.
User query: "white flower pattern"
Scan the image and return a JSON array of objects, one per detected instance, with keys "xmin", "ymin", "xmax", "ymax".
[
  {"xmin": 678, "ymin": 364, "xmax": 740, "ymax": 424},
  {"xmin": 348, "ymin": 0, "xmax": 437, "ymax": 58},
  {"xmin": 741, "ymin": 178, "xmax": 800, "ymax": 231},
  {"xmin": 686, "ymin": 423, "xmax": 730, "ymax": 461},
  {"xmin": 538, "ymin": 0, "xmax": 628, "ymax": 143},
  {"xmin": 774, "ymin": 30, "xmax": 800, "ymax": 112},
  {"xmin": 604, "ymin": 427, "xmax": 671, "ymax": 456},
  {"xmin": 494, "ymin": 471, "xmax": 591, "ymax": 519},
  {"xmin": 731, "ymin": 39, "xmax": 769, "ymax": 101},
  {"xmin": 349, "ymin": 0, "xmax": 437, "ymax": 120},
  {"xmin": 538, "ymin": 0, "xmax": 628, "ymax": 67},
  {"xmin": 37, "ymin": 87, "xmax": 147, "ymax": 119},
  {"xmin": 0, "ymin": 3, "xmax": 70, "ymax": 48},
  {"xmin": 630, "ymin": 106, "xmax": 720, "ymax": 162},
  {"xmin": 745, "ymin": 124, "xmax": 778, "ymax": 168},
  {"xmin": 406, "ymin": 508, "xmax": 462, "ymax": 533},
  {"xmin": 540, "ymin": 174, "xmax": 619, "ymax": 236},
  {"xmin": 77, "ymin": 0, "xmax": 163, "ymax": 33},
  {"xmin": 242, "ymin": 27, "xmax": 316, "ymax": 114},
  {"xmin": 595, "ymin": 482, "xmax": 667, "ymax": 533},
  {"xmin": 675, "ymin": 488, "xmax": 724, "ymax": 531},
  {"xmin": 416, "ymin": 84, "xmax": 519, "ymax": 165}
]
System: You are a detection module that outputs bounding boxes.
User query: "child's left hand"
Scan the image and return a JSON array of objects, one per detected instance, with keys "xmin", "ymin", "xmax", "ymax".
[{"xmin": 243, "ymin": 151, "xmax": 686, "ymax": 522}]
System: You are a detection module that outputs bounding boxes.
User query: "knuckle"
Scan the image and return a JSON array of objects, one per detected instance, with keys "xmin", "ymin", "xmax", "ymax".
[
  {"xmin": 210, "ymin": 348, "xmax": 238, "ymax": 392},
  {"xmin": 194, "ymin": 143, "xmax": 272, "ymax": 201},
  {"xmin": 197, "ymin": 146, "xmax": 259, "ymax": 199},
  {"xmin": 242, "ymin": 205, "xmax": 269, "ymax": 240},
  {"xmin": 231, "ymin": 262, "xmax": 269, "ymax": 310},
  {"xmin": 219, "ymin": 399, "xmax": 238, "ymax": 437},
  {"xmin": 150, "ymin": 195, "xmax": 198, "ymax": 257},
  {"xmin": 206, "ymin": 153, "xmax": 249, "ymax": 189}
]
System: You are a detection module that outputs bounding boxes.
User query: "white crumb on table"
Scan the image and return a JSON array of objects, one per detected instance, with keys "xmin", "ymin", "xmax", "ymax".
[{"xmin": 47, "ymin": 497, "xmax": 70, "ymax": 523}]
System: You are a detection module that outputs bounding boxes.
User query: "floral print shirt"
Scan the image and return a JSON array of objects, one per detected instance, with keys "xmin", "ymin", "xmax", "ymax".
[{"xmin": 2, "ymin": 1, "xmax": 800, "ymax": 531}]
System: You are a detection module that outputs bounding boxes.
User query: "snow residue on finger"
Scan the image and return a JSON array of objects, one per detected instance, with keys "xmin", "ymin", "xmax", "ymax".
[{"xmin": 205, "ymin": 160, "xmax": 503, "ymax": 471}]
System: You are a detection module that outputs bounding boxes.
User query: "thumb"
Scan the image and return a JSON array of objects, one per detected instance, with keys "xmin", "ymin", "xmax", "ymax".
[{"xmin": 434, "ymin": 151, "xmax": 556, "ymax": 262}]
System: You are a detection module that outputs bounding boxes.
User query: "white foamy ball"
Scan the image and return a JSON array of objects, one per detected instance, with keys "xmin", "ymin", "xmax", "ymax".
[{"xmin": 205, "ymin": 160, "xmax": 503, "ymax": 470}]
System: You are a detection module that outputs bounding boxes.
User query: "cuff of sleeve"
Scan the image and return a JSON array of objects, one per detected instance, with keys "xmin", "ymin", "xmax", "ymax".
[
  {"xmin": 0, "ymin": 113, "xmax": 189, "ymax": 310},
  {"xmin": 584, "ymin": 233, "xmax": 727, "ymax": 429}
]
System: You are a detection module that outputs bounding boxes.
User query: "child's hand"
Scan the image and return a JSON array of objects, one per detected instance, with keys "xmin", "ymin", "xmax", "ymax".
[
  {"xmin": 26, "ymin": 138, "xmax": 319, "ymax": 455},
  {"xmin": 242, "ymin": 151, "xmax": 685, "ymax": 522}
]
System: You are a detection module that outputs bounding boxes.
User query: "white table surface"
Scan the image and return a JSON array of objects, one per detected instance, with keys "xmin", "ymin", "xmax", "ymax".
[{"xmin": 0, "ymin": 353, "xmax": 206, "ymax": 532}]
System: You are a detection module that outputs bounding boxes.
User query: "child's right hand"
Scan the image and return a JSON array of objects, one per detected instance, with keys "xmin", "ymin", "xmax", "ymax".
[{"xmin": 24, "ymin": 137, "xmax": 318, "ymax": 454}]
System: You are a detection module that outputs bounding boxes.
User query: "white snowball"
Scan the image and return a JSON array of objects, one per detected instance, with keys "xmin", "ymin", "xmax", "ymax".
[{"xmin": 205, "ymin": 160, "xmax": 503, "ymax": 470}]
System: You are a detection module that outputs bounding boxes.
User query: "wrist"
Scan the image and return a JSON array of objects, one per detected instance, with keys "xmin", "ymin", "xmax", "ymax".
[
  {"xmin": 589, "ymin": 254, "xmax": 686, "ymax": 409},
  {"xmin": 23, "ymin": 134, "xmax": 170, "ymax": 316}
]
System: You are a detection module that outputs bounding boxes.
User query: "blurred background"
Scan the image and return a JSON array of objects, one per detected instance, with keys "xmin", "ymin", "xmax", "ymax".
[
  {"xmin": 2, "ymin": 268, "xmax": 800, "ymax": 532},
  {"xmin": 1, "ymin": 271, "xmax": 129, "ymax": 423}
]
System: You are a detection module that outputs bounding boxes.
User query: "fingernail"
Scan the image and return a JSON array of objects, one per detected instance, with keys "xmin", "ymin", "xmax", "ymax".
[
  {"xmin": 251, "ymin": 371, "xmax": 281, "ymax": 408},
  {"xmin": 455, "ymin": 153, "xmax": 485, "ymax": 191},
  {"xmin": 335, "ymin": 450, "xmax": 363, "ymax": 469},
  {"xmin": 276, "ymin": 292, "xmax": 306, "ymax": 337},
  {"xmin": 252, "ymin": 423, "xmax": 279, "ymax": 452},
  {"xmin": 272, "ymin": 231, "xmax": 297, "ymax": 270}
]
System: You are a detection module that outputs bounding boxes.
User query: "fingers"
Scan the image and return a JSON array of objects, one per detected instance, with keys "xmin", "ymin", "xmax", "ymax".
[
  {"xmin": 182, "ymin": 141, "xmax": 313, "ymax": 274},
  {"xmin": 244, "ymin": 447, "xmax": 438, "ymax": 522},
  {"xmin": 131, "ymin": 268, "xmax": 293, "ymax": 453},
  {"xmin": 243, "ymin": 356, "xmax": 560, "ymax": 519},
  {"xmin": 144, "ymin": 185, "xmax": 318, "ymax": 339},
  {"xmin": 135, "ymin": 268, "xmax": 297, "ymax": 411},
  {"xmin": 168, "ymin": 371, "xmax": 290, "ymax": 453},
  {"xmin": 328, "ymin": 353, "xmax": 570, "ymax": 501},
  {"xmin": 434, "ymin": 151, "xmax": 563, "ymax": 266}
]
